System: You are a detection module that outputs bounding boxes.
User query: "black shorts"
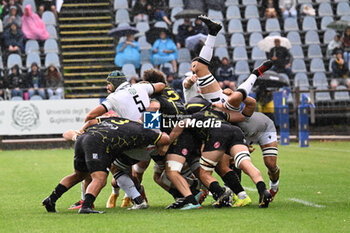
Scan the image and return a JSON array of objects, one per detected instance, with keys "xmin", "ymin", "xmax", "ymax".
[
  {"xmin": 167, "ymin": 130, "xmax": 201, "ymax": 159},
  {"xmin": 74, "ymin": 134, "xmax": 114, "ymax": 174},
  {"xmin": 112, "ymin": 153, "xmax": 140, "ymax": 171},
  {"xmin": 203, "ymin": 124, "xmax": 247, "ymax": 155}
]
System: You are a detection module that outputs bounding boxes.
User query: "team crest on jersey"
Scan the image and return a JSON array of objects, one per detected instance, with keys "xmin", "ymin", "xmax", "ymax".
[
  {"xmin": 143, "ymin": 111, "xmax": 161, "ymax": 129},
  {"xmin": 214, "ymin": 141, "xmax": 220, "ymax": 149},
  {"xmin": 182, "ymin": 148, "xmax": 188, "ymax": 156}
]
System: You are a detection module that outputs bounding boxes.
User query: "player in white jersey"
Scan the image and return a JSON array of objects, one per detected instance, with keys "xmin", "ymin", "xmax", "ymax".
[{"xmin": 74, "ymin": 70, "xmax": 165, "ymax": 210}]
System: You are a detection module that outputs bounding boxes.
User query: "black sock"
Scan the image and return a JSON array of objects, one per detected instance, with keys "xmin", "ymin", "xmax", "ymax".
[
  {"xmin": 133, "ymin": 196, "xmax": 143, "ymax": 205},
  {"xmin": 222, "ymin": 171, "xmax": 244, "ymax": 195},
  {"xmin": 256, "ymin": 181, "xmax": 267, "ymax": 196},
  {"xmin": 190, "ymin": 181, "xmax": 200, "ymax": 196},
  {"xmin": 185, "ymin": 195, "xmax": 198, "ymax": 205},
  {"xmin": 49, "ymin": 183, "xmax": 68, "ymax": 203},
  {"xmin": 232, "ymin": 166, "xmax": 242, "ymax": 181},
  {"xmin": 168, "ymin": 188, "xmax": 184, "ymax": 199},
  {"xmin": 252, "ymin": 69, "xmax": 259, "ymax": 77},
  {"xmin": 208, "ymin": 181, "xmax": 224, "ymax": 201},
  {"xmin": 82, "ymin": 193, "xmax": 95, "ymax": 209}
]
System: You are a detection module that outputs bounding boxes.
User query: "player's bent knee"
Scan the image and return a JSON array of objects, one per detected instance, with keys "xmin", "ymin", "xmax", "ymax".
[
  {"xmin": 133, "ymin": 163, "xmax": 147, "ymax": 174},
  {"xmin": 234, "ymin": 151, "xmax": 251, "ymax": 169},
  {"xmin": 166, "ymin": 160, "xmax": 183, "ymax": 172},
  {"xmin": 199, "ymin": 157, "xmax": 218, "ymax": 171}
]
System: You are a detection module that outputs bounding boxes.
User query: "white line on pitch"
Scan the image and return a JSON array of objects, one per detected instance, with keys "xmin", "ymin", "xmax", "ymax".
[
  {"xmin": 288, "ymin": 145, "xmax": 350, "ymax": 153},
  {"xmin": 289, "ymin": 198, "xmax": 325, "ymax": 208},
  {"xmin": 243, "ymin": 187, "xmax": 257, "ymax": 192}
]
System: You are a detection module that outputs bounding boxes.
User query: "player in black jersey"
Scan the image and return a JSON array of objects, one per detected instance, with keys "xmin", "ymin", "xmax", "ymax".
[
  {"xmin": 141, "ymin": 69, "xmax": 203, "ymax": 210},
  {"xmin": 161, "ymin": 96, "xmax": 272, "ymax": 208},
  {"xmin": 42, "ymin": 117, "xmax": 170, "ymax": 214}
]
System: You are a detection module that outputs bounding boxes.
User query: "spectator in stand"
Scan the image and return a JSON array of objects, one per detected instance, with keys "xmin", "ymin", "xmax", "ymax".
[
  {"xmin": 331, "ymin": 51, "xmax": 350, "ymax": 89},
  {"xmin": 268, "ymin": 38, "xmax": 292, "ymax": 78},
  {"xmin": 341, "ymin": 27, "xmax": 350, "ymax": 65},
  {"xmin": 151, "ymin": 31, "xmax": 178, "ymax": 73},
  {"xmin": 2, "ymin": 0, "xmax": 22, "ymax": 18},
  {"xmin": 279, "ymin": 0, "xmax": 297, "ymax": 20},
  {"xmin": 301, "ymin": 4, "xmax": 315, "ymax": 17},
  {"xmin": 205, "ymin": 0, "xmax": 225, "ymax": 12},
  {"xmin": 133, "ymin": 0, "xmax": 152, "ymax": 23},
  {"xmin": 3, "ymin": 6, "xmax": 21, "ymax": 29},
  {"xmin": 193, "ymin": 18, "xmax": 208, "ymax": 35},
  {"xmin": 153, "ymin": 7, "xmax": 171, "ymax": 26},
  {"xmin": 45, "ymin": 65, "xmax": 64, "ymax": 99},
  {"xmin": 166, "ymin": 72, "xmax": 184, "ymax": 99},
  {"xmin": 176, "ymin": 18, "xmax": 195, "ymax": 49},
  {"xmin": 27, "ymin": 62, "xmax": 46, "ymax": 99},
  {"xmin": 216, "ymin": 57, "xmax": 237, "ymax": 90},
  {"xmin": 184, "ymin": 0, "xmax": 205, "ymax": 13},
  {"xmin": 114, "ymin": 34, "xmax": 140, "ymax": 69},
  {"xmin": 4, "ymin": 22, "xmax": 23, "ymax": 53},
  {"xmin": 37, "ymin": 1, "xmax": 58, "ymax": 19},
  {"xmin": 0, "ymin": 70, "xmax": 5, "ymax": 100},
  {"xmin": 21, "ymin": 4, "xmax": 49, "ymax": 41},
  {"xmin": 7, "ymin": 64, "xmax": 25, "ymax": 98},
  {"xmin": 261, "ymin": 0, "xmax": 281, "ymax": 19},
  {"xmin": 327, "ymin": 34, "xmax": 342, "ymax": 57}
]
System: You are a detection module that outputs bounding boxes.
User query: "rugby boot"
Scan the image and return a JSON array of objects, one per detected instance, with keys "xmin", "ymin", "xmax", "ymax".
[
  {"xmin": 121, "ymin": 196, "xmax": 132, "ymax": 208},
  {"xmin": 69, "ymin": 199, "xmax": 94, "ymax": 210},
  {"xmin": 106, "ymin": 193, "xmax": 119, "ymax": 208},
  {"xmin": 180, "ymin": 203, "xmax": 202, "ymax": 210},
  {"xmin": 252, "ymin": 60, "xmax": 273, "ymax": 77},
  {"xmin": 269, "ymin": 187, "xmax": 279, "ymax": 202},
  {"xmin": 78, "ymin": 207, "xmax": 104, "ymax": 214},
  {"xmin": 198, "ymin": 15, "xmax": 222, "ymax": 36},
  {"xmin": 195, "ymin": 189, "xmax": 209, "ymax": 204},
  {"xmin": 128, "ymin": 200, "xmax": 148, "ymax": 210},
  {"xmin": 212, "ymin": 187, "xmax": 233, "ymax": 208},
  {"xmin": 232, "ymin": 194, "xmax": 252, "ymax": 207},
  {"xmin": 42, "ymin": 196, "xmax": 57, "ymax": 213},
  {"xmin": 166, "ymin": 198, "xmax": 186, "ymax": 209},
  {"xmin": 259, "ymin": 189, "xmax": 272, "ymax": 208}
]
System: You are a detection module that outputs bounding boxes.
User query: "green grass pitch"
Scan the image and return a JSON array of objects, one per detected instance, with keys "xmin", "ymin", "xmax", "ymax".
[{"xmin": 0, "ymin": 141, "xmax": 349, "ymax": 233}]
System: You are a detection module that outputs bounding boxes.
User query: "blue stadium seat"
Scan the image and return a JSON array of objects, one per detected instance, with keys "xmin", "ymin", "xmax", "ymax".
[
  {"xmin": 228, "ymin": 19, "xmax": 243, "ymax": 33},
  {"xmin": 225, "ymin": 0, "xmax": 239, "ymax": 6},
  {"xmin": 307, "ymin": 44, "xmax": 323, "ymax": 58},
  {"xmin": 334, "ymin": 86, "xmax": 350, "ymax": 101},
  {"xmin": 214, "ymin": 47, "xmax": 229, "ymax": 60},
  {"xmin": 208, "ymin": 9, "xmax": 224, "ymax": 21},
  {"xmin": 302, "ymin": 16, "xmax": 318, "ymax": 31},
  {"xmin": 287, "ymin": 31, "xmax": 302, "ymax": 45},
  {"xmin": 45, "ymin": 53, "xmax": 60, "ymax": 68},
  {"xmin": 42, "ymin": 11, "xmax": 56, "ymax": 26},
  {"xmin": 154, "ymin": 21, "xmax": 168, "ymax": 29},
  {"xmin": 215, "ymin": 34, "xmax": 227, "ymax": 47},
  {"xmin": 292, "ymin": 59, "xmax": 307, "ymax": 73},
  {"xmin": 235, "ymin": 61, "xmax": 250, "ymax": 75},
  {"xmin": 177, "ymin": 48, "xmax": 191, "ymax": 63},
  {"xmin": 294, "ymin": 73, "xmax": 309, "ymax": 88},
  {"xmin": 312, "ymin": 72, "xmax": 328, "ymax": 88},
  {"xmin": 171, "ymin": 7, "xmax": 183, "ymax": 21},
  {"xmin": 169, "ymin": 0, "xmax": 184, "ymax": 8},
  {"xmin": 26, "ymin": 53, "xmax": 41, "ymax": 68},
  {"xmin": 310, "ymin": 58, "xmax": 326, "ymax": 72},
  {"xmin": 172, "ymin": 19, "xmax": 184, "ymax": 35},
  {"xmin": 136, "ymin": 21, "xmax": 150, "ymax": 36},
  {"xmin": 122, "ymin": 64, "xmax": 137, "ymax": 80},
  {"xmin": 178, "ymin": 62, "xmax": 191, "ymax": 77},
  {"xmin": 242, "ymin": 0, "xmax": 257, "ymax": 5},
  {"xmin": 11, "ymin": 96, "xmax": 23, "ymax": 101},
  {"xmin": 25, "ymin": 40, "xmax": 39, "ymax": 54},
  {"xmin": 44, "ymin": 39, "xmax": 59, "ymax": 54},
  {"xmin": 249, "ymin": 32, "xmax": 263, "ymax": 47},
  {"xmin": 46, "ymin": 25, "xmax": 58, "ymax": 39},
  {"xmin": 115, "ymin": 9, "xmax": 130, "ymax": 24},
  {"xmin": 290, "ymin": 45, "xmax": 304, "ymax": 59},
  {"xmin": 315, "ymin": 87, "xmax": 331, "ymax": 102},
  {"xmin": 336, "ymin": 2, "xmax": 350, "ymax": 16},
  {"xmin": 7, "ymin": 54, "xmax": 22, "ymax": 69},
  {"xmin": 138, "ymin": 36, "xmax": 152, "ymax": 50},
  {"xmin": 114, "ymin": 0, "xmax": 128, "ymax": 10},
  {"xmin": 160, "ymin": 62, "xmax": 174, "ymax": 73},
  {"xmin": 298, "ymin": 0, "xmax": 312, "ymax": 3},
  {"xmin": 247, "ymin": 18, "xmax": 262, "ymax": 33},
  {"xmin": 141, "ymin": 49, "xmax": 151, "ymax": 63},
  {"xmin": 237, "ymin": 74, "xmax": 248, "ymax": 85},
  {"xmin": 318, "ymin": 3, "xmax": 333, "ymax": 17},
  {"xmin": 226, "ymin": 6, "xmax": 241, "ymax": 20},
  {"xmin": 320, "ymin": 16, "xmax": 334, "ymax": 31},
  {"xmin": 341, "ymin": 15, "xmax": 350, "ymax": 21},
  {"xmin": 230, "ymin": 33, "xmax": 245, "ymax": 47},
  {"xmin": 30, "ymin": 95, "xmax": 43, "ymax": 101},
  {"xmin": 265, "ymin": 18, "xmax": 281, "ymax": 32},
  {"xmin": 284, "ymin": 18, "xmax": 299, "ymax": 31},
  {"xmin": 251, "ymin": 47, "xmax": 266, "ymax": 61},
  {"xmin": 233, "ymin": 47, "xmax": 248, "ymax": 61},
  {"xmin": 244, "ymin": 5, "xmax": 259, "ymax": 19},
  {"xmin": 140, "ymin": 63, "xmax": 154, "ymax": 77},
  {"xmin": 323, "ymin": 30, "xmax": 336, "ymax": 44},
  {"xmin": 22, "ymin": 0, "xmax": 36, "ymax": 12},
  {"xmin": 305, "ymin": 30, "xmax": 320, "ymax": 45}
]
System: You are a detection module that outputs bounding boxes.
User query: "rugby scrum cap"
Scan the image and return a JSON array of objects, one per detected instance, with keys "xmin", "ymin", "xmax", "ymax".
[{"xmin": 106, "ymin": 70, "xmax": 127, "ymax": 89}]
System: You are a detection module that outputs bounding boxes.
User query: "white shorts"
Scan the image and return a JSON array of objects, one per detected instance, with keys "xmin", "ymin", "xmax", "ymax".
[
  {"xmin": 246, "ymin": 123, "xmax": 277, "ymax": 146},
  {"xmin": 202, "ymin": 90, "xmax": 228, "ymax": 103}
]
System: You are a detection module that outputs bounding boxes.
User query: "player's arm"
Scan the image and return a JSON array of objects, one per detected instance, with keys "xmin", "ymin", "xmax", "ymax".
[
  {"xmin": 183, "ymin": 74, "xmax": 198, "ymax": 89},
  {"xmin": 241, "ymin": 96, "xmax": 256, "ymax": 117},
  {"xmin": 212, "ymin": 103, "xmax": 245, "ymax": 123},
  {"xmin": 153, "ymin": 82, "xmax": 165, "ymax": 93},
  {"xmin": 62, "ymin": 118, "xmax": 99, "ymax": 141},
  {"xmin": 84, "ymin": 105, "xmax": 107, "ymax": 122}
]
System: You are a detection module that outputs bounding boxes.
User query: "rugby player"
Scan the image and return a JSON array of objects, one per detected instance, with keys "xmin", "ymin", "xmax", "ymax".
[{"xmin": 42, "ymin": 116, "xmax": 170, "ymax": 214}]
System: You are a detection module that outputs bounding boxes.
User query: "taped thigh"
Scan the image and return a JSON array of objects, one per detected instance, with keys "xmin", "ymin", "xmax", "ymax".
[{"xmin": 234, "ymin": 151, "xmax": 251, "ymax": 168}]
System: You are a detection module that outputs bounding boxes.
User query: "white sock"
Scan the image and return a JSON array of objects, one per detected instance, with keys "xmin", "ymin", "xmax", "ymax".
[
  {"xmin": 237, "ymin": 191, "xmax": 248, "ymax": 200},
  {"xmin": 117, "ymin": 174, "xmax": 140, "ymax": 200},
  {"xmin": 199, "ymin": 35, "xmax": 216, "ymax": 62},
  {"xmin": 269, "ymin": 179, "xmax": 279, "ymax": 192},
  {"xmin": 237, "ymin": 73, "xmax": 257, "ymax": 95},
  {"xmin": 81, "ymin": 181, "xmax": 85, "ymax": 200},
  {"xmin": 112, "ymin": 186, "xmax": 120, "ymax": 195}
]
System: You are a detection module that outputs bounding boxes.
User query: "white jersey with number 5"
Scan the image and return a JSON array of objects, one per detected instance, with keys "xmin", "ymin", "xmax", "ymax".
[{"xmin": 102, "ymin": 82, "xmax": 154, "ymax": 121}]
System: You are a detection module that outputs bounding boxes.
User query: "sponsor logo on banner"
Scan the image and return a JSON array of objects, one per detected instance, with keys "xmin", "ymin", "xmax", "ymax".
[{"xmin": 12, "ymin": 104, "xmax": 40, "ymax": 131}]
